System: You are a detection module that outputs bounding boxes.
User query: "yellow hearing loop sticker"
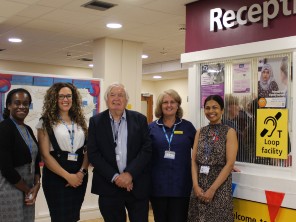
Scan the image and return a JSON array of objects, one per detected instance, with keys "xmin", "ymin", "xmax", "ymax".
[{"xmin": 256, "ymin": 109, "xmax": 288, "ymax": 159}]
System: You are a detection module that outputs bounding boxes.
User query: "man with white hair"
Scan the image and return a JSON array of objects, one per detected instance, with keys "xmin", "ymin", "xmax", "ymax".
[{"xmin": 88, "ymin": 83, "xmax": 152, "ymax": 222}]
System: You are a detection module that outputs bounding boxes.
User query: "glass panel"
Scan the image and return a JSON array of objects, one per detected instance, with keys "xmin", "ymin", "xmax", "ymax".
[{"xmin": 199, "ymin": 53, "xmax": 292, "ymax": 167}]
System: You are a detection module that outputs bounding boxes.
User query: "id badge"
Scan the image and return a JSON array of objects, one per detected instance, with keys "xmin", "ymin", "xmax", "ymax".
[
  {"xmin": 164, "ymin": 150, "xmax": 176, "ymax": 159},
  {"xmin": 67, "ymin": 153, "xmax": 78, "ymax": 161},
  {"xmin": 200, "ymin": 165, "xmax": 210, "ymax": 175}
]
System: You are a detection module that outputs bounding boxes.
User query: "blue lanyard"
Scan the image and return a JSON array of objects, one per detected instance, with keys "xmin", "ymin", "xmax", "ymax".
[
  {"xmin": 162, "ymin": 124, "xmax": 176, "ymax": 150},
  {"xmin": 11, "ymin": 117, "xmax": 32, "ymax": 154},
  {"xmin": 59, "ymin": 116, "xmax": 75, "ymax": 153}
]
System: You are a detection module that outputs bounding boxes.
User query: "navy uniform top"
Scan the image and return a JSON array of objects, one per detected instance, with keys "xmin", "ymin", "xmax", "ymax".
[{"xmin": 149, "ymin": 118, "xmax": 196, "ymax": 197}]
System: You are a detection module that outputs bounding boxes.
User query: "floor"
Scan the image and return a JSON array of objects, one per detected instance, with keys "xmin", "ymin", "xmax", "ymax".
[{"xmin": 82, "ymin": 209, "xmax": 154, "ymax": 222}]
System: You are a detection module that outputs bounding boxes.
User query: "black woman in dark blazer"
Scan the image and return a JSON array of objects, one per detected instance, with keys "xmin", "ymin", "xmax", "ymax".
[{"xmin": 0, "ymin": 88, "xmax": 41, "ymax": 222}]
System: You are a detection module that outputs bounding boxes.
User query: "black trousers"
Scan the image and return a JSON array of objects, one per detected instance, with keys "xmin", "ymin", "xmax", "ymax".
[
  {"xmin": 99, "ymin": 192, "xmax": 149, "ymax": 222},
  {"xmin": 150, "ymin": 196, "xmax": 190, "ymax": 222}
]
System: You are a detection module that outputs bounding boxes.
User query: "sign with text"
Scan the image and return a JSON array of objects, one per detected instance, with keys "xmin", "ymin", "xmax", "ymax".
[
  {"xmin": 233, "ymin": 198, "xmax": 296, "ymax": 222},
  {"xmin": 186, "ymin": 1, "xmax": 296, "ymax": 52},
  {"xmin": 256, "ymin": 109, "xmax": 288, "ymax": 159}
]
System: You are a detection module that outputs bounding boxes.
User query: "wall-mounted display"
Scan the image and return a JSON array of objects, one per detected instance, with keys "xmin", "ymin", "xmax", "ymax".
[{"xmin": 0, "ymin": 71, "xmax": 101, "ymax": 135}]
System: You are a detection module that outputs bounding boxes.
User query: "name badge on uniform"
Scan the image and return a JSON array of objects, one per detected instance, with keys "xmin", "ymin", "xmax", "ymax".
[
  {"xmin": 200, "ymin": 165, "xmax": 210, "ymax": 174},
  {"xmin": 174, "ymin": 131, "xmax": 183, "ymax": 134},
  {"xmin": 67, "ymin": 153, "xmax": 78, "ymax": 161},
  {"xmin": 164, "ymin": 150, "xmax": 175, "ymax": 159}
]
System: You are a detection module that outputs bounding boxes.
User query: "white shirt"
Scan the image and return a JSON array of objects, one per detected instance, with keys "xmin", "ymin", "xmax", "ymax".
[{"xmin": 36, "ymin": 119, "xmax": 85, "ymax": 152}]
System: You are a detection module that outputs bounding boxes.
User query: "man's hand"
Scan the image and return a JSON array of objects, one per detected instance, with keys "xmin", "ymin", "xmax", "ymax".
[{"xmin": 114, "ymin": 172, "xmax": 133, "ymax": 190}]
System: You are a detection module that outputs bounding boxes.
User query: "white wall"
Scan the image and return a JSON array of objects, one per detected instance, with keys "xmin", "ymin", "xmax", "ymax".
[
  {"xmin": 142, "ymin": 78, "xmax": 189, "ymax": 121},
  {"xmin": 0, "ymin": 60, "xmax": 92, "ymax": 78}
]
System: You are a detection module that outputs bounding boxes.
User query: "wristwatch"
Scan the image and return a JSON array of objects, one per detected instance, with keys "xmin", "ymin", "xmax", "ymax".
[{"xmin": 79, "ymin": 168, "xmax": 88, "ymax": 175}]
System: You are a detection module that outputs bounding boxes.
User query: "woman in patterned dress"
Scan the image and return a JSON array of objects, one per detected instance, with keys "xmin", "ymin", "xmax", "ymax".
[
  {"xmin": 187, "ymin": 95, "xmax": 238, "ymax": 222},
  {"xmin": 0, "ymin": 88, "xmax": 41, "ymax": 222},
  {"xmin": 37, "ymin": 83, "xmax": 88, "ymax": 222}
]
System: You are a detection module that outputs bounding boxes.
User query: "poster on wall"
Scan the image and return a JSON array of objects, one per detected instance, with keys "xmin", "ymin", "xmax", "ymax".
[
  {"xmin": 232, "ymin": 63, "xmax": 251, "ymax": 93},
  {"xmin": 200, "ymin": 63, "xmax": 225, "ymax": 107},
  {"xmin": 257, "ymin": 56, "xmax": 288, "ymax": 108},
  {"xmin": 0, "ymin": 71, "xmax": 101, "ymax": 135}
]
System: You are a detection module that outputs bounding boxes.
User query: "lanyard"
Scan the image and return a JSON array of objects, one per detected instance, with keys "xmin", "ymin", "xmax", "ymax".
[
  {"xmin": 59, "ymin": 116, "xmax": 75, "ymax": 153},
  {"xmin": 162, "ymin": 124, "xmax": 176, "ymax": 150},
  {"xmin": 11, "ymin": 117, "xmax": 32, "ymax": 154},
  {"xmin": 112, "ymin": 119, "xmax": 121, "ymax": 144}
]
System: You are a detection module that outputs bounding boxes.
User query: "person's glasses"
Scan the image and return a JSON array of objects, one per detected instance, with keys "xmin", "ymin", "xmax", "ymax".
[
  {"xmin": 162, "ymin": 101, "xmax": 177, "ymax": 105},
  {"xmin": 12, "ymin": 101, "xmax": 30, "ymax": 108},
  {"xmin": 58, "ymin": 94, "xmax": 72, "ymax": 100}
]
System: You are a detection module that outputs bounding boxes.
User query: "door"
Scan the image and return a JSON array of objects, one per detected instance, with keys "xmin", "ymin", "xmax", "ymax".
[{"xmin": 141, "ymin": 93, "xmax": 153, "ymax": 123}]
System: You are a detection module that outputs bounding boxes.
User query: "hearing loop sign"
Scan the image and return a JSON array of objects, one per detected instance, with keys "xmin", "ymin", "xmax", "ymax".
[{"xmin": 256, "ymin": 109, "xmax": 288, "ymax": 159}]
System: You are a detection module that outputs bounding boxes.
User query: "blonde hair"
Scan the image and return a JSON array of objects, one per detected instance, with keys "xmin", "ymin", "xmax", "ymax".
[{"xmin": 154, "ymin": 89, "xmax": 183, "ymax": 118}]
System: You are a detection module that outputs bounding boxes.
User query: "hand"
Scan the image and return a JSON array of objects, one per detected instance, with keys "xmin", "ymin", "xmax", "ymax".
[
  {"xmin": 25, "ymin": 183, "xmax": 41, "ymax": 205},
  {"xmin": 126, "ymin": 183, "xmax": 133, "ymax": 192},
  {"xmin": 232, "ymin": 166, "xmax": 241, "ymax": 172},
  {"xmin": 114, "ymin": 172, "xmax": 133, "ymax": 189},
  {"xmin": 65, "ymin": 174, "xmax": 82, "ymax": 188},
  {"xmin": 193, "ymin": 185, "xmax": 204, "ymax": 199},
  {"xmin": 76, "ymin": 171, "xmax": 85, "ymax": 180},
  {"xmin": 202, "ymin": 188, "xmax": 216, "ymax": 203}
]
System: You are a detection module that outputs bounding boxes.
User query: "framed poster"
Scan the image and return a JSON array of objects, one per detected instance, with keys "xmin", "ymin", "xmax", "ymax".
[
  {"xmin": 257, "ymin": 57, "xmax": 288, "ymax": 108},
  {"xmin": 200, "ymin": 63, "xmax": 225, "ymax": 107},
  {"xmin": 232, "ymin": 63, "xmax": 251, "ymax": 93}
]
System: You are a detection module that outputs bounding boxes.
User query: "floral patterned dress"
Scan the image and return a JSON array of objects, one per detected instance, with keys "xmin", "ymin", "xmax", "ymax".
[{"xmin": 187, "ymin": 124, "xmax": 233, "ymax": 222}]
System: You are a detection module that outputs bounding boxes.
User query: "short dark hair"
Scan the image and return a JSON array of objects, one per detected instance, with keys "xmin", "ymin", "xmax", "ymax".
[
  {"xmin": 3, "ymin": 88, "xmax": 32, "ymax": 119},
  {"xmin": 204, "ymin": 95, "xmax": 224, "ymax": 110}
]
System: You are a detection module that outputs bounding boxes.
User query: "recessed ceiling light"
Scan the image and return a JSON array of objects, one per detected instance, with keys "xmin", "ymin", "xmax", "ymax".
[
  {"xmin": 8, "ymin": 38, "xmax": 22, "ymax": 43},
  {"xmin": 89, "ymin": 64, "xmax": 94, "ymax": 68},
  {"xmin": 106, "ymin": 23, "xmax": 122, "ymax": 29},
  {"xmin": 153, "ymin": 75, "xmax": 162, "ymax": 79},
  {"xmin": 142, "ymin": 54, "xmax": 148, "ymax": 59}
]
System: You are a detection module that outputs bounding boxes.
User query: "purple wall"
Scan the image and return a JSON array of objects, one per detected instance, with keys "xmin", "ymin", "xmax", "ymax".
[{"xmin": 186, "ymin": 0, "xmax": 296, "ymax": 53}]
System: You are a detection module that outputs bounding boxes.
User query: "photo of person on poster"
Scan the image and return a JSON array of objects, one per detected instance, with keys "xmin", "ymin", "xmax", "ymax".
[{"xmin": 257, "ymin": 57, "xmax": 288, "ymax": 108}]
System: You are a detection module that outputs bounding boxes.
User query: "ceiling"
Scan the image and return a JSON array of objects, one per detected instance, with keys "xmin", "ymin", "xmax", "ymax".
[{"xmin": 0, "ymin": 0, "xmax": 196, "ymax": 77}]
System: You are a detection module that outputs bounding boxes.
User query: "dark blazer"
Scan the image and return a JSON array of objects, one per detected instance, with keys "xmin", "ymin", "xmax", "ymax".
[
  {"xmin": 0, "ymin": 118, "xmax": 41, "ymax": 184},
  {"xmin": 87, "ymin": 109, "xmax": 152, "ymax": 199}
]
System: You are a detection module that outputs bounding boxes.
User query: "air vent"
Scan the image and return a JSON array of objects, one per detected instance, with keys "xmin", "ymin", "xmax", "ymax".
[
  {"xmin": 82, "ymin": 0, "xmax": 117, "ymax": 11},
  {"xmin": 78, "ymin": 58, "xmax": 93, "ymax": 62}
]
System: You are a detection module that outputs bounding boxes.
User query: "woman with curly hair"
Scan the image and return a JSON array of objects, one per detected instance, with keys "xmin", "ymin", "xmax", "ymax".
[{"xmin": 36, "ymin": 82, "xmax": 88, "ymax": 222}]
